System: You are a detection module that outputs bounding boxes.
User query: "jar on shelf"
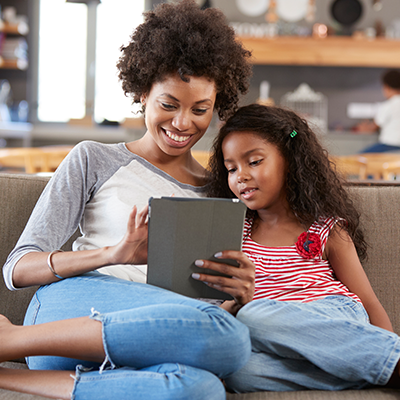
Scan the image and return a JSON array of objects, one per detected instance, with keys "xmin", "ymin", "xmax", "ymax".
[{"xmin": 280, "ymin": 83, "xmax": 328, "ymax": 134}]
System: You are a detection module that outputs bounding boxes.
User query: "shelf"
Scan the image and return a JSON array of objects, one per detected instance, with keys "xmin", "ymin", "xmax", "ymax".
[
  {"xmin": 0, "ymin": 21, "xmax": 29, "ymax": 70},
  {"xmin": 0, "ymin": 21, "xmax": 29, "ymax": 35},
  {"xmin": 0, "ymin": 122, "xmax": 32, "ymax": 147},
  {"xmin": 238, "ymin": 36, "xmax": 400, "ymax": 68},
  {"xmin": 0, "ymin": 57, "xmax": 28, "ymax": 70}
]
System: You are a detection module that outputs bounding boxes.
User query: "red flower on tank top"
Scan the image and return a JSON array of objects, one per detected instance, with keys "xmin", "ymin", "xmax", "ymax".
[{"xmin": 295, "ymin": 232, "xmax": 322, "ymax": 259}]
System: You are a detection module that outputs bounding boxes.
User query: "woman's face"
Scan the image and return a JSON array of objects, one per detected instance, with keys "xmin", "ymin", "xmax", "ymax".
[{"xmin": 142, "ymin": 73, "xmax": 217, "ymax": 157}]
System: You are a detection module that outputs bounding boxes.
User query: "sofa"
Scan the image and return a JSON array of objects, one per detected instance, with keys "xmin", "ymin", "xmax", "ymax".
[{"xmin": 0, "ymin": 172, "xmax": 399, "ymax": 400}]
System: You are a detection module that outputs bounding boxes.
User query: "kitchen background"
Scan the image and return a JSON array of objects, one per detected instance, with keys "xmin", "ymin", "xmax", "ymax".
[{"xmin": 1, "ymin": 0, "xmax": 400, "ymax": 155}]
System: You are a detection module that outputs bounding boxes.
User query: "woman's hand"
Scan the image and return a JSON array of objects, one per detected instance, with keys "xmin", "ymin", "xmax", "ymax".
[
  {"xmin": 14, "ymin": 205, "xmax": 149, "ymax": 288},
  {"xmin": 107, "ymin": 204, "xmax": 149, "ymax": 265},
  {"xmin": 192, "ymin": 251, "xmax": 255, "ymax": 315}
]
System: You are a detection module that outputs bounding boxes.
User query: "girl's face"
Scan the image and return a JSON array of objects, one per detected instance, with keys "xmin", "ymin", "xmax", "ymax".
[
  {"xmin": 141, "ymin": 73, "xmax": 217, "ymax": 157},
  {"xmin": 222, "ymin": 131, "xmax": 288, "ymax": 212}
]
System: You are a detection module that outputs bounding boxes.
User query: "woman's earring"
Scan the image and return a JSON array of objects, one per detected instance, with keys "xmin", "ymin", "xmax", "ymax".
[{"xmin": 140, "ymin": 98, "xmax": 146, "ymax": 115}]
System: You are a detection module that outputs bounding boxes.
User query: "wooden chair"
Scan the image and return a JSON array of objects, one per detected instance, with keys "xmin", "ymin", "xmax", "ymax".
[
  {"xmin": 381, "ymin": 160, "xmax": 400, "ymax": 180},
  {"xmin": 358, "ymin": 153, "xmax": 400, "ymax": 180},
  {"xmin": 330, "ymin": 155, "xmax": 368, "ymax": 180},
  {"xmin": 0, "ymin": 146, "xmax": 73, "ymax": 174},
  {"xmin": 331, "ymin": 153, "xmax": 400, "ymax": 181},
  {"xmin": 192, "ymin": 150, "xmax": 211, "ymax": 169}
]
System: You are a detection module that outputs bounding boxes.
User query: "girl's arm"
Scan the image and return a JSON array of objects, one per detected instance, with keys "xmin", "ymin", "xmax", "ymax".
[
  {"xmin": 13, "ymin": 205, "xmax": 149, "ymax": 288},
  {"xmin": 353, "ymin": 119, "xmax": 379, "ymax": 134},
  {"xmin": 326, "ymin": 226, "xmax": 394, "ymax": 332},
  {"xmin": 191, "ymin": 251, "xmax": 255, "ymax": 315}
]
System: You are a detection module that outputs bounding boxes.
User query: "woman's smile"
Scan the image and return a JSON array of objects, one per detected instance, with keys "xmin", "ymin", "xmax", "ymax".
[{"xmin": 162, "ymin": 128, "xmax": 193, "ymax": 145}]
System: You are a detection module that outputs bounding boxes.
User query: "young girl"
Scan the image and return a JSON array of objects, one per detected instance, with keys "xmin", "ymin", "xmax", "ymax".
[{"xmin": 192, "ymin": 103, "xmax": 400, "ymax": 391}]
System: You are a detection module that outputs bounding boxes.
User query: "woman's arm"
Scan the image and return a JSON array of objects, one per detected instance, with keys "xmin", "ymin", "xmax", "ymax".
[
  {"xmin": 326, "ymin": 227, "xmax": 394, "ymax": 332},
  {"xmin": 5, "ymin": 142, "xmax": 153, "ymax": 289},
  {"xmin": 191, "ymin": 250, "xmax": 255, "ymax": 315},
  {"xmin": 13, "ymin": 205, "xmax": 149, "ymax": 288}
]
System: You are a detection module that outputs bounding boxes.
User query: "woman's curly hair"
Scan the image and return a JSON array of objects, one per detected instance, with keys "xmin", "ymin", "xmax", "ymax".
[
  {"xmin": 117, "ymin": 0, "xmax": 252, "ymax": 121},
  {"xmin": 207, "ymin": 104, "xmax": 367, "ymax": 261}
]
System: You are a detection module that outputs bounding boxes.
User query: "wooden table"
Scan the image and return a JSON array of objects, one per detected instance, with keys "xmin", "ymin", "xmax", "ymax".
[
  {"xmin": 331, "ymin": 153, "xmax": 400, "ymax": 180},
  {"xmin": 0, "ymin": 146, "xmax": 74, "ymax": 174}
]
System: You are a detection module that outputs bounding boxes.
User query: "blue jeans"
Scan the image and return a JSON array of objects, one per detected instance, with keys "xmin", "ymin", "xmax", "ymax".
[
  {"xmin": 24, "ymin": 272, "xmax": 251, "ymax": 400},
  {"xmin": 360, "ymin": 143, "xmax": 400, "ymax": 153},
  {"xmin": 225, "ymin": 296, "xmax": 400, "ymax": 392}
]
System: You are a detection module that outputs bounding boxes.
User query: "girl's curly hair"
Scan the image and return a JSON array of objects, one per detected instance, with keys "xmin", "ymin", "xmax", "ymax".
[
  {"xmin": 207, "ymin": 104, "xmax": 367, "ymax": 261},
  {"xmin": 117, "ymin": 0, "xmax": 252, "ymax": 121}
]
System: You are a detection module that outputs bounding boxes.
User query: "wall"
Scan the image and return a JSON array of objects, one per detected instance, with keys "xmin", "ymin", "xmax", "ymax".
[
  {"xmin": 5, "ymin": 0, "xmax": 400, "ymax": 154},
  {"xmin": 6, "ymin": 0, "xmax": 400, "ymax": 128},
  {"xmin": 212, "ymin": 0, "xmax": 400, "ymax": 132},
  {"xmin": 9, "ymin": 0, "xmax": 400, "ymax": 130}
]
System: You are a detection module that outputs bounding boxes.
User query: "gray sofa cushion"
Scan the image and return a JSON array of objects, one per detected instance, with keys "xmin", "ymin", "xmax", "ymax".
[
  {"xmin": 0, "ymin": 174, "xmax": 49, "ymax": 326},
  {"xmin": 0, "ymin": 174, "xmax": 77, "ymax": 326},
  {"xmin": 227, "ymin": 389, "xmax": 400, "ymax": 399},
  {"xmin": 349, "ymin": 184, "xmax": 400, "ymax": 334}
]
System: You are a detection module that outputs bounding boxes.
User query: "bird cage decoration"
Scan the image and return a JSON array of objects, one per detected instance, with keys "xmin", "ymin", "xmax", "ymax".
[{"xmin": 280, "ymin": 83, "xmax": 328, "ymax": 134}]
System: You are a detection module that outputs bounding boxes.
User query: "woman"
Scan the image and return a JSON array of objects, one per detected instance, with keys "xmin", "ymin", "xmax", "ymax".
[{"xmin": 1, "ymin": 1, "xmax": 253, "ymax": 399}]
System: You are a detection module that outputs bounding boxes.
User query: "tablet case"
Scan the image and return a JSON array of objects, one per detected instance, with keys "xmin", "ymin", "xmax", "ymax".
[{"xmin": 147, "ymin": 197, "xmax": 247, "ymax": 299}]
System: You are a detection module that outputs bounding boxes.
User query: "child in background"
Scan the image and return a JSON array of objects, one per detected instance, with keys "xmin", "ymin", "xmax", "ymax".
[
  {"xmin": 192, "ymin": 104, "xmax": 400, "ymax": 391},
  {"xmin": 357, "ymin": 69, "xmax": 400, "ymax": 153}
]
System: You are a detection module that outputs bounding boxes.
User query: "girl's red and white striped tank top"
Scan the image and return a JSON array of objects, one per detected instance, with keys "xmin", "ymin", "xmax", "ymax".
[{"xmin": 242, "ymin": 217, "xmax": 361, "ymax": 303}]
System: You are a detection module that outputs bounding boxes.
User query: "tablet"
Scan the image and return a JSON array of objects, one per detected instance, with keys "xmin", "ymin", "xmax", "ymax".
[{"xmin": 147, "ymin": 197, "xmax": 247, "ymax": 299}]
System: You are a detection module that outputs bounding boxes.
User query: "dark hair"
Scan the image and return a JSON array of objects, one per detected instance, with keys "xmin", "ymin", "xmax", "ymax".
[
  {"xmin": 117, "ymin": 0, "xmax": 252, "ymax": 121},
  {"xmin": 382, "ymin": 69, "xmax": 400, "ymax": 90},
  {"xmin": 207, "ymin": 104, "xmax": 367, "ymax": 261}
]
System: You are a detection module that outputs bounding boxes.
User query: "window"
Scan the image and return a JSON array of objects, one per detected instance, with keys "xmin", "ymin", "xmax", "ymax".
[
  {"xmin": 94, "ymin": 0, "xmax": 144, "ymax": 122},
  {"xmin": 38, "ymin": 0, "xmax": 87, "ymax": 122},
  {"xmin": 37, "ymin": 0, "xmax": 144, "ymax": 123}
]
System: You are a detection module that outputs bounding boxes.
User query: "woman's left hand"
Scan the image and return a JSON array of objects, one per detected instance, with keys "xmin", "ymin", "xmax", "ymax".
[
  {"xmin": 192, "ymin": 251, "xmax": 255, "ymax": 314},
  {"xmin": 106, "ymin": 204, "xmax": 149, "ymax": 266}
]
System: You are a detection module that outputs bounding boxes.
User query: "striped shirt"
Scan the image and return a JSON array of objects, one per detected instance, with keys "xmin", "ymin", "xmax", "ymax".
[{"xmin": 242, "ymin": 217, "xmax": 361, "ymax": 303}]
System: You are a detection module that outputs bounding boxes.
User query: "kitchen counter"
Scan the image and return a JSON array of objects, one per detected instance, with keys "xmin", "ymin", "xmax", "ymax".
[
  {"xmin": 1, "ymin": 122, "xmax": 379, "ymax": 156},
  {"xmin": 321, "ymin": 131, "xmax": 379, "ymax": 155}
]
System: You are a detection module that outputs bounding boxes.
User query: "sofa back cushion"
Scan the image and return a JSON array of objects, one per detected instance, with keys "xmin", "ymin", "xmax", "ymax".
[
  {"xmin": 0, "ymin": 173, "xmax": 77, "ymax": 326},
  {"xmin": 349, "ymin": 184, "xmax": 400, "ymax": 335},
  {"xmin": 0, "ymin": 174, "xmax": 49, "ymax": 325}
]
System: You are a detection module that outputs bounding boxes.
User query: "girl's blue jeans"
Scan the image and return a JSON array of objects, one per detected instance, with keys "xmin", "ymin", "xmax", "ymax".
[
  {"xmin": 225, "ymin": 296, "xmax": 400, "ymax": 392},
  {"xmin": 24, "ymin": 272, "xmax": 251, "ymax": 400}
]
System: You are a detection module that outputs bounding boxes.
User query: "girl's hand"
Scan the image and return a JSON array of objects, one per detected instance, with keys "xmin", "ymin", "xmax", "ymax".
[
  {"xmin": 107, "ymin": 205, "xmax": 149, "ymax": 265},
  {"xmin": 192, "ymin": 251, "xmax": 255, "ymax": 314}
]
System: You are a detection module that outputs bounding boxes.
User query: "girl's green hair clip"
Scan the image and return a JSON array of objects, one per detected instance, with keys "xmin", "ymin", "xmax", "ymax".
[{"xmin": 290, "ymin": 130, "xmax": 297, "ymax": 138}]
